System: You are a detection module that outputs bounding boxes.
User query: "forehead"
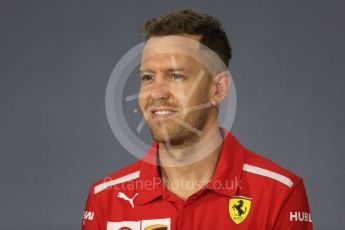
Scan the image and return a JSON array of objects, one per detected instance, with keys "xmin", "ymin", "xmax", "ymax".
[
  {"xmin": 144, "ymin": 34, "xmax": 202, "ymax": 51},
  {"xmin": 141, "ymin": 35, "xmax": 203, "ymax": 68}
]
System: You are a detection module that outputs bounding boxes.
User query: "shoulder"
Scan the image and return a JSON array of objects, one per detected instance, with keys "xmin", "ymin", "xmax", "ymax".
[
  {"xmin": 242, "ymin": 148, "xmax": 302, "ymax": 189},
  {"xmin": 243, "ymin": 148, "xmax": 302, "ymax": 188},
  {"xmin": 233, "ymin": 139, "xmax": 312, "ymax": 228},
  {"xmin": 90, "ymin": 160, "xmax": 142, "ymax": 195},
  {"xmin": 225, "ymin": 131, "xmax": 302, "ymax": 189}
]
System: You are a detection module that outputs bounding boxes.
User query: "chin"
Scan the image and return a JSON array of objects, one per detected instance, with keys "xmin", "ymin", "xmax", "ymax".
[
  {"xmin": 151, "ymin": 129, "xmax": 197, "ymax": 147},
  {"xmin": 150, "ymin": 129, "xmax": 176, "ymax": 144}
]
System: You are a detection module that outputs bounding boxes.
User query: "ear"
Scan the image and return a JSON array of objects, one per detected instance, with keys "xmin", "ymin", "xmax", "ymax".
[{"xmin": 209, "ymin": 71, "xmax": 231, "ymax": 107}]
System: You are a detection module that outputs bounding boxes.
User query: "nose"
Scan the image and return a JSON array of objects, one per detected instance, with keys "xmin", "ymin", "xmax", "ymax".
[{"xmin": 149, "ymin": 77, "xmax": 170, "ymax": 100}]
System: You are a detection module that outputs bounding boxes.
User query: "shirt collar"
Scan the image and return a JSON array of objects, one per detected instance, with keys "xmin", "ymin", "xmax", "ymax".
[
  {"xmin": 204, "ymin": 127, "xmax": 245, "ymax": 197},
  {"xmin": 135, "ymin": 141, "xmax": 164, "ymax": 205},
  {"xmin": 135, "ymin": 127, "xmax": 245, "ymax": 205}
]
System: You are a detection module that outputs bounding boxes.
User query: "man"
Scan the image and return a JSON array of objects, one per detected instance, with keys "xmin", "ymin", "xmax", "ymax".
[{"xmin": 82, "ymin": 9, "xmax": 313, "ymax": 229}]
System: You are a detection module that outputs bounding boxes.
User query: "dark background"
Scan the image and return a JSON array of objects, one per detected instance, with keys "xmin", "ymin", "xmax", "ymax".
[{"xmin": 1, "ymin": 0, "xmax": 344, "ymax": 229}]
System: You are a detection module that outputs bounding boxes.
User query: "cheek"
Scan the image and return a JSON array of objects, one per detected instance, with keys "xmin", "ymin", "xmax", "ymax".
[
  {"xmin": 188, "ymin": 83, "xmax": 210, "ymax": 102},
  {"xmin": 138, "ymin": 89, "xmax": 146, "ymax": 110},
  {"xmin": 175, "ymin": 90, "xmax": 188, "ymax": 102}
]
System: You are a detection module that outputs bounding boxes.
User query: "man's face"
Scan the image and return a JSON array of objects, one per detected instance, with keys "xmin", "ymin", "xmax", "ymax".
[{"xmin": 138, "ymin": 35, "xmax": 215, "ymax": 147}]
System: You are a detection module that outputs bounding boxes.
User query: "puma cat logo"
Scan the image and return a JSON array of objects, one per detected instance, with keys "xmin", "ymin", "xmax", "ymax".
[{"xmin": 117, "ymin": 192, "xmax": 138, "ymax": 208}]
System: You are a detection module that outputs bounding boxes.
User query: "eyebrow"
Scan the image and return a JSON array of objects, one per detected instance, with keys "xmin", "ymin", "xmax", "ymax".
[
  {"xmin": 139, "ymin": 67, "xmax": 188, "ymax": 74},
  {"xmin": 139, "ymin": 69, "xmax": 154, "ymax": 74}
]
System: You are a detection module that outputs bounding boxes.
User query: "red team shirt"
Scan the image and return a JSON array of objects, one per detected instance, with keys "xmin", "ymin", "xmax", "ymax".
[{"xmin": 82, "ymin": 128, "xmax": 313, "ymax": 229}]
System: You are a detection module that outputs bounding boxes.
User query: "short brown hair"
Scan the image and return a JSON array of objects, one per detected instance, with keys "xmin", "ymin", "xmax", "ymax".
[{"xmin": 142, "ymin": 9, "xmax": 232, "ymax": 67}]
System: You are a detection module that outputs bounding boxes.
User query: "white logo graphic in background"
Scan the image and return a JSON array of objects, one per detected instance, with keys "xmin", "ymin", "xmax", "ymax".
[{"xmin": 117, "ymin": 192, "xmax": 139, "ymax": 208}]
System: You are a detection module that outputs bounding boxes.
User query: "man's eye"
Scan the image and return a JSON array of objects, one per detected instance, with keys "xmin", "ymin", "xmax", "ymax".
[
  {"xmin": 170, "ymin": 73, "xmax": 184, "ymax": 81},
  {"xmin": 141, "ymin": 75, "xmax": 154, "ymax": 81}
]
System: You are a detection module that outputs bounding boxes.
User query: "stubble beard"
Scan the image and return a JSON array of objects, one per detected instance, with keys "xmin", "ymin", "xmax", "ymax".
[{"xmin": 147, "ymin": 108, "xmax": 211, "ymax": 149}]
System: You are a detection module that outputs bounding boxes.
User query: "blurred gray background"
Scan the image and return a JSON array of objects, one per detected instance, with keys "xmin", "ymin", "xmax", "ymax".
[{"xmin": 1, "ymin": 0, "xmax": 344, "ymax": 229}]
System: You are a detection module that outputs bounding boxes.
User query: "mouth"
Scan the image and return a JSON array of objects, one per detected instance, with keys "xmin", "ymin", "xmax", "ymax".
[{"xmin": 149, "ymin": 107, "xmax": 179, "ymax": 121}]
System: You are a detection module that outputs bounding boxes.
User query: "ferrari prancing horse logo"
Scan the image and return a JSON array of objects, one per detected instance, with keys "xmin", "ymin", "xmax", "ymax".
[{"xmin": 229, "ymin": 196, "xmax": 252, "ymax": 224}]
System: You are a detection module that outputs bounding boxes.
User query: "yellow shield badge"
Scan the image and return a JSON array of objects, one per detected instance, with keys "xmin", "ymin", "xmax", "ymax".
[{"xmin": 229, "ymin": 196, "xmax": 252, "ymax": 224}]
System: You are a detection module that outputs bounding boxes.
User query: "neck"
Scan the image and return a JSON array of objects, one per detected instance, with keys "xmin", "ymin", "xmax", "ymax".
[{"xmin": 158, "ymin": 123, "xmax": 224, "ymax": 200}]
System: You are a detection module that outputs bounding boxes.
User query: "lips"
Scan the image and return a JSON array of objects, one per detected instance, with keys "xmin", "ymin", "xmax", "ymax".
[{"xmin": 149, "ymin": 107, "xmax": 178, "ymax": 120}]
